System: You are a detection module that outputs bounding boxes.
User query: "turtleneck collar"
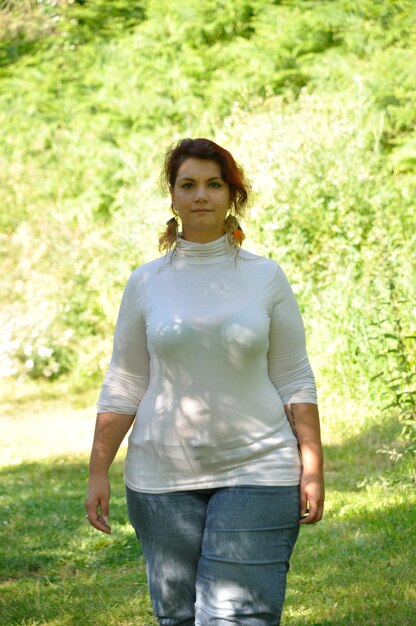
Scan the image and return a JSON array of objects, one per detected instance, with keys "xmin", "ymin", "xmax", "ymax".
[{"xmin": 172, "ymin": 234, "xmax": 238, "ymax": 265}]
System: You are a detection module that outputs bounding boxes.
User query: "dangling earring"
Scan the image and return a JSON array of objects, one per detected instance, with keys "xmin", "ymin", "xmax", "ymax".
[
  {"xmin": 223, "ymin": 214, "xmax": 246, "ymax": 249},
  {"xmin": 158, "ymin": 216, "xmax": 179, "ymax": 253},
  {"xmin": 166, "ymin": 216, "xmax": 179, "ymax": 244}
]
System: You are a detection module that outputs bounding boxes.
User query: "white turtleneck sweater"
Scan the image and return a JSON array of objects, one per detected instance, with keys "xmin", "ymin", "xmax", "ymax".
[{"xmin": 97, "ymin": 235, "xmax": 317, "ymax": 492}]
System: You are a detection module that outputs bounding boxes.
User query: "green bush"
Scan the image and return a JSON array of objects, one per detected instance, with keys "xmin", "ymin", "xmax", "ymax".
[{"xmin": 1, "ymin": 0, "xmax": 415, "ymax": 450}]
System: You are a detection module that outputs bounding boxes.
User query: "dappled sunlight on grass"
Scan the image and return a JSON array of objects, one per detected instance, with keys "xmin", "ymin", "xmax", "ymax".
[
  {"xmin": 287, "ymin": 487, "xmax": 415, "ymax": 625},
  {"xmin": 0, "ymin": 429, "xmax": 414, "ymax": 624},
  {"xmin": 0, "ymin": 455, "xmax": 156, "ymax": 625}
]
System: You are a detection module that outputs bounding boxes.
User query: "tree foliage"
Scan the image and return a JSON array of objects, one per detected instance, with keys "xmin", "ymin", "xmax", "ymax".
[{"xmin": 1, "ymin": 0, "xmax": 415, "ymax": 451}]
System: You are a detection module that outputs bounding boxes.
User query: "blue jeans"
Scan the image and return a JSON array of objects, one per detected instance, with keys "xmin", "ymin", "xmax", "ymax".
[{"xmin": 126, "ymin": 485, "xmax": 300, "ymax": 626}]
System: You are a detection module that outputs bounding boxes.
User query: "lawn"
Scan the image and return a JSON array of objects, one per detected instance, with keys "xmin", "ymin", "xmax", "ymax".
[{"xmin": 1, "ymin": 396, "xmax": 415, "ymax": 625}]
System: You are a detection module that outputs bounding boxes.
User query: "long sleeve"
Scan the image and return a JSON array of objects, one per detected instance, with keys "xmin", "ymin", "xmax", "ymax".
[
  {"xmin": 268, "ymin": 265, "xmax": 317, "ymax": 405},
  {"xmin": 97, "ymin": 270, "xmax": 150, "ymax": 415}
]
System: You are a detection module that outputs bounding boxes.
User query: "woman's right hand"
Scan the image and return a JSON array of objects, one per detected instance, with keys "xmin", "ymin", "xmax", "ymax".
[{"xmin": 85, "ymin": 473, "xmax": 112, "ymax": 534}]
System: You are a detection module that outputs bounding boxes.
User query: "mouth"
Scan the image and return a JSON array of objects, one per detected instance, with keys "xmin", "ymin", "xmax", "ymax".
[{"xmin": 191, "ymin": 209, "xmax": 212, "ymax": 213}]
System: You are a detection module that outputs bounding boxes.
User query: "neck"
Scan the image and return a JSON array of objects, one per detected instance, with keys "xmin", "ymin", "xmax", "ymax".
[{"xmin": 181, "ymin": 228, "xmax": 224, "ymax": 244}]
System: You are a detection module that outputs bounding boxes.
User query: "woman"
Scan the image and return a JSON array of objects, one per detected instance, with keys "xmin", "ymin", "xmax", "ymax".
[{"xmin": 86, "ymin": 138, "xmax": 324, "ymax": 626}]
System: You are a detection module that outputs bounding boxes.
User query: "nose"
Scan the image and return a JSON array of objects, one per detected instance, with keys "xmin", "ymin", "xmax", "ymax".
[{"xmin": 194, "ymin": 185, "xmax": 208, "ymax": 202}]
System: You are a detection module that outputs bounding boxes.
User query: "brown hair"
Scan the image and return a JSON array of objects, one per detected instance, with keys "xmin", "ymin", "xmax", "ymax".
[{"xmin": 159, "ymin": 138, "xmax": 250, "ymax": 252}]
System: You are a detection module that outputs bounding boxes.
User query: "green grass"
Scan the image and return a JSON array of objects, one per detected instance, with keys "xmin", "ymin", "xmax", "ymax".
[
  {"xmin": 0, "ymin": 455, "xmax": 156, "ymax": 626},
  {"xmin": 1, "ymin": 416, "xmax": 415, "ymax": 626}
]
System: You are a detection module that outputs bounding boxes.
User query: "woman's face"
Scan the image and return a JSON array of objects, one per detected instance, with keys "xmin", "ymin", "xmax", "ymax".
[{"xmin": 171, "ymin": 157, "xmax": 231, "ymax": 243}]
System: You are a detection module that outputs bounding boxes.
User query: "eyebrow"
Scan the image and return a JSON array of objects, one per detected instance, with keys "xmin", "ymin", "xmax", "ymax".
[{"xmin": 177, "ymin": 176, "xmax": 223, "ymax": 182}]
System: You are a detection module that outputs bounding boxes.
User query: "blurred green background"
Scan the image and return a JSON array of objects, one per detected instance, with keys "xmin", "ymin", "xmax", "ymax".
[
  {"xmin": 1, "ymin": 0, "xmax": 414, "ymax": 456},
  {"xmin": 1, "ymin": 2, "xmax": 415, "ymax": 625}
]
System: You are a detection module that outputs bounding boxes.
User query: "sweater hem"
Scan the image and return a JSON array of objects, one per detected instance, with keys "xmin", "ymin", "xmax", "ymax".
[{"xmin": 124, "ymin": 474, "xmax": 301, "ymax": 494}]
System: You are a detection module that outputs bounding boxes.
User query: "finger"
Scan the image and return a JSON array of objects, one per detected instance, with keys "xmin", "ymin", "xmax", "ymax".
[
  {"xmin": 85, "ymin": 510, "xmax": 112, "ymax": 534},
  {"xmin": 96, "ymin": 514, "xmax": 112, "ymax": 533},
  {"xmin": 98, "ymin": 495, "xmax": 111, "ymax": 529},
  {"xmin": 300, "ymin": 498, "xmax": 324, "ymax": 525},
  {"xmin": 100, "ymin": 499, "xmax": 110, "ymax": 523},
  {"xmin": 85, "ymin": 500, "xmax": 111, "ymax": 534},
  {"xmin": 299, "ymin": 485, "xmax": 308, "ymax": 520}
]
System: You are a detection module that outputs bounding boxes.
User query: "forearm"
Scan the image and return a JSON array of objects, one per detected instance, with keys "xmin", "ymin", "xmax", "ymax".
[
  {"xmin": 88, "ymin": 412, "xmax": 135, "ymax": 476},
  {"xmin": 284, "ymin": 402, "xmax": 323, "ymax": 471},
  {"xmin": 285, "ymin": 402, "xmax": 324, "ymax": 523}
]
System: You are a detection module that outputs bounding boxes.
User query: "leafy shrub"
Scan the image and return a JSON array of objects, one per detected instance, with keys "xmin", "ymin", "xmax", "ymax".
[
  {"xmin": 19, "ymin": 341, "xmax": 76, "ymax": 380},
  {"xmin": 1, "ymin": 0, "xmax": 415, "ymax": 460}
]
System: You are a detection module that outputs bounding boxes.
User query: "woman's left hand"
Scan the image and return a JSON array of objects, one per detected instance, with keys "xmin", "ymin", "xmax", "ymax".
[{"xmin": 299, "ymin": 468, "xmax": 325, "ymax": 524}]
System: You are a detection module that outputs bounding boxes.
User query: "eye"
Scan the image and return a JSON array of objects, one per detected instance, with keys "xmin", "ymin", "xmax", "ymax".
[
  {"xmin": 181, "ymin": 182, "xmax": 193, "ymax": 189},
  {"xmin": 209, "ymin": 181, "xmax": 222, "ymax": 188}
]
